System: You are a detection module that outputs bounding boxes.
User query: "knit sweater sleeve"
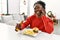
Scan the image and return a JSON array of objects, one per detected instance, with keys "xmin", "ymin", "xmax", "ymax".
[{"xmin": 42, "ymin": 15, "xmax": 54, "ymax": 34}]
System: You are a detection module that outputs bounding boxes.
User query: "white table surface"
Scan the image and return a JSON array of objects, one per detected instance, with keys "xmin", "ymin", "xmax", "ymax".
[{"xmin": 0, "ymin": 23, "xmax": 60, "ymax": 40}]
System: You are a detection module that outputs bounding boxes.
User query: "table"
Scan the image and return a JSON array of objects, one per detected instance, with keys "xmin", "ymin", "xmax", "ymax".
[{"xmin": 0, "ymin": 23, "xmax": 60, "ymax": 40}]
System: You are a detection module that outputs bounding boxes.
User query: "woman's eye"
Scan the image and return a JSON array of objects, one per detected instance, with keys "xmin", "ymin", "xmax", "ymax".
[{"xmin": 34, "ymin": 7, "xmax": 39, "ymax": 9}]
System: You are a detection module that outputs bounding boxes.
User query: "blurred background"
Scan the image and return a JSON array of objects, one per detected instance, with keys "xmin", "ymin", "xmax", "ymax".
[{"xmin": 0, "ymin": 0, "xmax": 60, "ymax": 35}]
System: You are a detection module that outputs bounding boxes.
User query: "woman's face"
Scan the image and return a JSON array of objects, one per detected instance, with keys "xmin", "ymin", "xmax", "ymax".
[{"xmin": 34, "ymin": 4, "xmax": 43, "ymax": 16}]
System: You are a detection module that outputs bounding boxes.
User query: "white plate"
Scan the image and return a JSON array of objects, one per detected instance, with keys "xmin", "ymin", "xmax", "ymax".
[{"xmin": 20, "ymin": 29, "xmax": 41, "ymax": 37}]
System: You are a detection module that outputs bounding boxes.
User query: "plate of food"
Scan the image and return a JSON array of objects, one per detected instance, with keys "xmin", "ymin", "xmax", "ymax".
[{"xmin": 22, "ymin": 27, "xmax": 41, "ymax": 37}]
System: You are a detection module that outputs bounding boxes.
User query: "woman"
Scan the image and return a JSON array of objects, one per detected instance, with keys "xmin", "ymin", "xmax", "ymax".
[{"xmin": 15, "ymin": 1, "xmax": 54, "ymax": 34}]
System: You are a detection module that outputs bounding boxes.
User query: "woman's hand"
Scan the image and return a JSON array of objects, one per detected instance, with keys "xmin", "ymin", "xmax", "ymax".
[
  {"xmin": 15, "ymin": 24, "xmax": 21, "ymax": 32},
  {"xmin": 41, "ymin": 8, "xmax": 46, "ymax": 16},
  {"xmin": 15, "ymin": 21, "xmax": 23, "ymax": 32}
]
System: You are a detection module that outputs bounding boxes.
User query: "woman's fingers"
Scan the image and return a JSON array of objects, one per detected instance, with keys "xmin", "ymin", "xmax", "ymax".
[
  {"xmin": 42, "ymin": 8, "xmax": 46, "ymax": 15},
  {"xmin": 15, "ymin": 24, "xmax": 21, "ymax": 31}
]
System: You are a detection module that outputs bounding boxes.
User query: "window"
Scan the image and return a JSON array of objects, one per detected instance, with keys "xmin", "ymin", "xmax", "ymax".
[
  {"xmin": 0, "ymin": 0, "xmax": 2, "ymax": 14},
  {"xmin": 0, "ymin": 0, "xmax": 7, "ymax": 14}
]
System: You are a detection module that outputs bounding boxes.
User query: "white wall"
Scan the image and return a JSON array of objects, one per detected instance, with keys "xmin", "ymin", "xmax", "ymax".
[
  {"xmin": 20, "ymin": 0, "xmax": 28, "ymax": 15},
  {"xmin": 8, "ymin": 0, "xmax": 20, "ymax": 14},
  {"xmin": 8, "ymin": 0, "xmax": 28, "ymax": 15},
  {"xmin": 41, "ymin": 0, "xmax": 60, "ymax": 19}
]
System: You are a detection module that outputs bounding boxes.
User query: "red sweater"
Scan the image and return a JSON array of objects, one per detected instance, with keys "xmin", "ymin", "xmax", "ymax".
[{"xmin": 21, "ymin": 14, "xmax": 54, "ymax": 34}]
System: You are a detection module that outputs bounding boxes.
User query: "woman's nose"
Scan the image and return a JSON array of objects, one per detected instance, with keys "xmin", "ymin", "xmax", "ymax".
[
  {"xmin": 35, "ymin": 8, "xmax": 40, "ymax": 11},
  {"xmin": 36, "ymin": 9, "xmax": 42, "ymax": 12}
]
